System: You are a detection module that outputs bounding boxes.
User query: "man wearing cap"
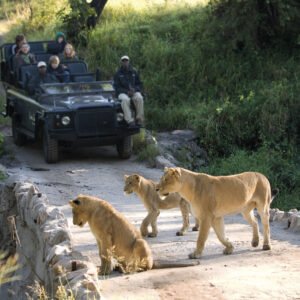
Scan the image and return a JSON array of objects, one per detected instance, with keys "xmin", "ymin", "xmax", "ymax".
[
  {"xmin": 113, "ymin": 55, "xmax": 144, "ymax": 127},
  {"xmin": 27, "ymin": 61, "xmax": 58, "ymax": 95}
]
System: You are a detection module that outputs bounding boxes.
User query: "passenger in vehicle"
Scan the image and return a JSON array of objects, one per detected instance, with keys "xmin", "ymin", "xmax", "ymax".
[
  {"xmin": 113, "ymin": 55, "xmax": 144, "ymax": 127},
  {"xmin": 47, "ymin": 55, "xmax": 70, "ymax": 83},
  {"xmin": 27, "ymin": 61, "xmax": 58, "ymax": 95},
  {"xmin": 13, "ymin": 42, "xmax": 36, "ymax": 78},
  {"xmin": 11, "ymin": 34, "xmax": 27, "ymax": 55},
  {"xmin": 60, "ymin": 43, "xmax": 78, "ymax": 61},
  {"xmin": 55, "ymin": 32, "xmax": 67, "ymax": 54}
]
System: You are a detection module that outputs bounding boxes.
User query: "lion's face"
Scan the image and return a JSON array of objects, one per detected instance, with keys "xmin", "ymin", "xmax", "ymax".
[
  {"xmin": 124, "ymin": 174, "xmax": 141, "ymax": 194},
  {"xmin": 69, "ymin": 197, "xmax": 88, "ymax": 227},
  {"xmin": 156, "ymin": 168, "xmax": 182, "ymax": 196}
]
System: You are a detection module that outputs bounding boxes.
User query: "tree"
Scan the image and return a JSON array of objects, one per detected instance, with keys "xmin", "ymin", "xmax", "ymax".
[
  {"xmin": 209, "ymin": 0, "xmax": 300, "ymax": 50},
  {"xmin": 62, "ymin": 0, "xmax": 108, "ymax": 44}
]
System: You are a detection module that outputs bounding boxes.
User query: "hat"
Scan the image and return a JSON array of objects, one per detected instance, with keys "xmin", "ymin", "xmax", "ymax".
[
  {"xmin": 121, "ymin": 55, "xmax": 129, "ymax": 61},
  {"xmin": 55, "ymin": 31, "xmax": 65, "ymax": 41},
  {"xmin": 37, "ymin": 61, "xmax": 47, "ymax": 68}
]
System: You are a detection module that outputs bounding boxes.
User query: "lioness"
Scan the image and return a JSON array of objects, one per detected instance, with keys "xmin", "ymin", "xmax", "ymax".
[
  {"xmin": 156, "ymin": 167, "xmax": 279, "ymax": 259},
  {"xmin": 124, "ymin": 174, "xmax": 199, "ymax": 237},
  {"xmin": 70, "ymin": 194, "xmax": 199, "ymax": 274}
]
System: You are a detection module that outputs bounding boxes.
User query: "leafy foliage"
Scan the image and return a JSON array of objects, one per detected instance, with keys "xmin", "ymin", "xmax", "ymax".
[
  {"xmin": 209, "ymin": 0, "xmax": 300, "ymax": 50},
  {"xmin": 2, "ymin": 0, "xmax": 299, "ymax": 210},
  {"xmin": 61, "ymin": 0, "xmax": 99, "ymax": 45}
]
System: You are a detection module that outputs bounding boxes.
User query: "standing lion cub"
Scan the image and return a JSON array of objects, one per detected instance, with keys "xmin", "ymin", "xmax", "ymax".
[
  {"xmin": 157, "ymin": 167, "xmax": 279, "ymax": 259},
  {"xmin": 124, "ymin": 174, "xmax": 199, "ymax": 237}
]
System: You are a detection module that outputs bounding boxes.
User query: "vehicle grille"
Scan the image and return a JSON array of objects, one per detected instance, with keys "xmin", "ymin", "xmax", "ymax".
[{"xmin": 75, "ymin": 108, "xmax": 116, "ymax": 137}]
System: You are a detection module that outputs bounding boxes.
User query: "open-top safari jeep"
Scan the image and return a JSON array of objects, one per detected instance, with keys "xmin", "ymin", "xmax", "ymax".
[{"xmin": 0, "ymin": 41, "xmax": 140, "ymax": 163}]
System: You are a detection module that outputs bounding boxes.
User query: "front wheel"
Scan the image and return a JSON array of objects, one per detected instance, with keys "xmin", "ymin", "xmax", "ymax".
[
  {"xmin": 12, "ymin": 115, "xmax": 27, "ymax": 146},
  {"xmin": 116, "ymin": 136, "xmax": 133, "ymax": 159},
  {"xmin": 43, "ymin": 127, "xmax": 59, "ymax": 163}
]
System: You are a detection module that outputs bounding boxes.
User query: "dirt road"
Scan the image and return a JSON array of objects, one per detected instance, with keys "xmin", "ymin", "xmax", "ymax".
[{"xmin": 1, "ymin": 127, "xmax": 300, "ymax": 300}]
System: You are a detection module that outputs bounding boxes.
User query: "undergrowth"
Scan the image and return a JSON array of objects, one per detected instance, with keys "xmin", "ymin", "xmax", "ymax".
[{"xmin": 1, "ymin": 0, "xmax": 299, "ymax": 210}]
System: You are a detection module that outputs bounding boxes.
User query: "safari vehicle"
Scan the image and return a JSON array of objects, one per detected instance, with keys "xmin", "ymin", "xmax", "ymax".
[{"xmin": 0, "ymin": 41, "xmax": 140, "ymax": 163}]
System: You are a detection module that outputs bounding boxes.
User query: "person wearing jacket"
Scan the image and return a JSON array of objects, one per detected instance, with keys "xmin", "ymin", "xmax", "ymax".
[
  {"xmin": 13, "ymin": 42, "xmax": 36, "ymax": 80},
  {"xmin": 55, "ymin": 32, "xmax": 67, "ymax": 54},
  {"xmin": 113, "ymin": 55, "xmax": 144, "ymax": 127},
  {"xmin": 27, "ymin": 61, "xmax": 58, "ymax": 95},
  {"xmin": 47, "ymin": 55, "xmax": 70, "ymax": 83}
]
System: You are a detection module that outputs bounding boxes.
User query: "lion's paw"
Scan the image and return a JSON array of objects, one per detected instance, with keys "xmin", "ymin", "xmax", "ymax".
[
  {"xmin": 251, "ymin": 239, "xmax": 259, "ymax": 247},
  {"xmin": 263, "ymin": 244, "xmax": 271, "ymax": 251},
  {"xmin": 188, "ymin": 251, "xmax": 202, "ymax": 259},
  {"xmin": 223, "ymin": 246, "xmax": 234, "ymax": 255},
  {"xmin": 192, "ymin": 226, "xmax": 199, "ymax": 231},
  {"xmin": 176, "ymin": 231, "xmax": 184, "ymax": 236},
  {"xmin": 148, "ymin": 233, "xmax": 157, "ymax": 238}
]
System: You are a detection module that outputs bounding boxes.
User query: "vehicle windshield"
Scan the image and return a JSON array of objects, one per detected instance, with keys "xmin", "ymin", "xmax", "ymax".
[
  {"xmin": 38, "ymin": 81, "xmax": 116, "ymax": 107},
  {"xmin": 40, "ymin": 82, "xmax": 114, "ymax": 95}
]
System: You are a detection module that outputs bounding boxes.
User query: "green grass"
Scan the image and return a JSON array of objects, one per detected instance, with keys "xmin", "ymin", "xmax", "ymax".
[{"xmin": 1, "ymin": 0, "xmax": 299, "ymax": 210}]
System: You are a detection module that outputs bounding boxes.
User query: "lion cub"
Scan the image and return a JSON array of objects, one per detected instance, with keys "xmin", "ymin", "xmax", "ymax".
[
  {"xmin": 70, "ymin": 194, "xmax": 153, "ymax": 275},
  {"xmin": 124, "ymin": 174, "xmax": 199, "ymax": 237}
]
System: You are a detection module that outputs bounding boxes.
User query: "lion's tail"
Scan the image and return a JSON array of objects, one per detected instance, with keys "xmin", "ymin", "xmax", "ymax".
[
  {"xmin": 152, "ymin": 260, "xmax": 200, "ymax": 269},
  {"xmin": 271, "ymin": 188, "xmax": 279, "ymax": 202}
]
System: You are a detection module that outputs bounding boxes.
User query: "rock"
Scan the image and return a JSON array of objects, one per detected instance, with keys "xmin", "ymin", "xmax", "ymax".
[
  {"xmin": 289, "ymin": 214, "xmax": 300, "ymax": 232},
  {"xmin": 46, "ymin": 242, "xmax": 72, "ymax": 265},
  {"xmin": 154, "ymin": 130, "xmax": 208, "ymax": 170},
  {"xmin": 155, "ymin": 155, "xmax": 176, "ymax": 169}
]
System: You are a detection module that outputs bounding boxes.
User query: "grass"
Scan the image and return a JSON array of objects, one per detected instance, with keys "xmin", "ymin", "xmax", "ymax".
[
  {"xmin": 0, "ymin": 252, "xmax": 20, "ymax": 286},
  {"xmin": 0, "ymin": 0, "xmax": 299, "ymax": 211}
]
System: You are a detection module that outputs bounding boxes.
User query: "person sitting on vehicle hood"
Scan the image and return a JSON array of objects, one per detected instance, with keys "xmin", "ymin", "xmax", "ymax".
[
  {"xmin": 113, "ymin": 55, "xmax": 144, "ymax": 127},
  {"xmin": 27, "ymin": 61, "xmax": 58, "ymax": 95},
  {"xmin": 13, "ymin": 42, "xmax": 36, "ymax": 79},
  {"xmin": 47, "ymin": 55, "xmax": 70, "ymax": 83}
]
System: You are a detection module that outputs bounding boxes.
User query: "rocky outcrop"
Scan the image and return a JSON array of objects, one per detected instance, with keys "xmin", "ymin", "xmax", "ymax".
[
  {"xmin": 145, "ymin": 129, "xmax": 208, "ymax": 170},
  {"xmin": 270, "ymin": 208, "xmax": 300, "ymax": 232},
  {"xmin": 0, "ymin": 180, "xmax": 102, "ymax": 299}
]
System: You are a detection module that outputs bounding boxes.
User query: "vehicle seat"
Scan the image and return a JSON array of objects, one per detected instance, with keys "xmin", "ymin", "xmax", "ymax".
[
  {"xmin": 47, "ymin": 42, "xmax": 60, "ymax": 54},
  {"xmin": 29, "ymin": 42, "xmax": 45, "ymax": 53},
  {"xmin": 18, "ymin": 64, "xmax": 39, "ymax": 89},
  {"xmin": 35, "ymin": 53, "xmax": 52, "ymax": 64},
  {"xmin": 64, "ymin": 61, "xmax": 88, "ymax": 73},
  {"xmin": 63, "ymin": 61, "xmax": 95, "ymax": 82}
]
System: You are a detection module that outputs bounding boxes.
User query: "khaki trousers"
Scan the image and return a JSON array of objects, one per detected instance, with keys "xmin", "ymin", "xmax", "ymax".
[{"xmin": 118, "ymin": 92, "xmax": 144, "ymax": 123}]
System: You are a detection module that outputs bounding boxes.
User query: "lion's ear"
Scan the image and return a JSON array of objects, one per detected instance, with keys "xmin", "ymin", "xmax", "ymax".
[
  {"xmin": 164, "ymin": 167, "xmax": 169, "ymax": 173},
  {"xmin": 134, "ymin": 174, "xmax": 141, "ymax": 182},
  {"xmin": 173, "ymin": 168, "xmax": 181, "ymax": 178},
  {"xmin": 124, "ymin": 174, "xmax": 129, "ymax": 180},
  {"xmin": 69, "ymin": 199, "xmax": 81, "ymax": 207}
]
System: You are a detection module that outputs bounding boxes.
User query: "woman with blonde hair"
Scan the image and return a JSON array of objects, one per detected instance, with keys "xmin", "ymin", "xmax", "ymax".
[{"xmin": 60, "ymin": 43, "xmax": 78, "ymax": 61}]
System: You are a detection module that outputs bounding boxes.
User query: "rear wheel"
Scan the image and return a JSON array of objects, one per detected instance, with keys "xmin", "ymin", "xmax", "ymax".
[
  {"xmin": 12, "ymin": 115, "xmax": 27, "ymax": 146},
  {"xmin": 116, "ymin": 136, "xmax": 133, "ymax": 159},
  {"xmin": 43, "ymin": 127, "xmax": 59, "ymax": 163}
]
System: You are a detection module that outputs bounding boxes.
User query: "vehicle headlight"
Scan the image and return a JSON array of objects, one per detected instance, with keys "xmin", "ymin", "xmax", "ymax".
[
  {"xmin": 61, "ymin": 116, "xmax": 71, "ymax": 126},
  {"xmin": 117, "ymin": 112, "xmax": 124, "ymax": 122}
]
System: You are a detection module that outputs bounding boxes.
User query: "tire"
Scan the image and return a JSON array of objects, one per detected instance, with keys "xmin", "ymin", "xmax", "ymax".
[
  {"xmin": 116, "ymin": 136, "xmax": 133, "ymax": 159},
  {"xmin": 43, "ymin": 127, "xmax": 59, "ymax": 163},
  {"xmin": 12, "ymin": 115, "xmax": 27, "ymax": 146}
]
